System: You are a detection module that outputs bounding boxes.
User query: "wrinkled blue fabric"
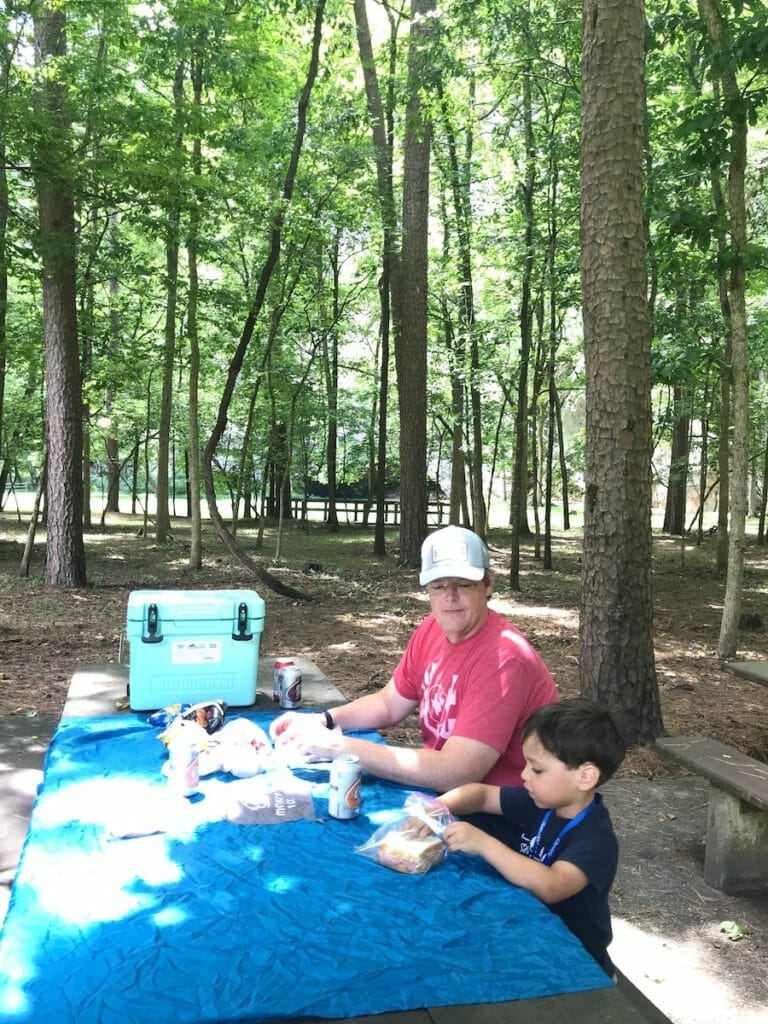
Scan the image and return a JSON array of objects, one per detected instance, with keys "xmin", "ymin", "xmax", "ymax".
[{"xmin": 0, "ymin": 714, "xmax": 611, "ymax": 1023}]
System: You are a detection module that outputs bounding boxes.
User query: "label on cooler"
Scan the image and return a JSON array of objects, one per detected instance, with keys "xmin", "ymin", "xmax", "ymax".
[{"xmin": 171, "ymin": 640, "xmax": 223, "ymax": 665}]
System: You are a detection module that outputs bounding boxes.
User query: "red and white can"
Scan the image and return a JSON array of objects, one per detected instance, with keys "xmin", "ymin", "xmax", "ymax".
[
  {"xmin": 166, "ymin": 735, "xmax": 200, "ymax": 797},
  {"xmin": 273, "ymin": 658, "xmax": 294, "ymax": 702},
  {"xmin": 328, "ymin": 753, "xmax": 362, "ymax": 819},
  {"xmin": 278, "ymin": 664, "xmax": 302, "ymax": 709}
]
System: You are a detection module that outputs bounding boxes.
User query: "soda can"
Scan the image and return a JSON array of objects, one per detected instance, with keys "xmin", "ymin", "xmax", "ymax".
[
  {"xmin": 166, "ymin": 734, "xmax": 201, "ymax": 797},
  {"xmin": 279, "ymin": 664, "xmax": 302, "ymax": 709},
  {"xmin": 273, "ymin": 658, "xmax": 294, "ymax": 702},
  {"xmin": 328, "ymin": 754, "xmax": 362, "ymax": 819}
]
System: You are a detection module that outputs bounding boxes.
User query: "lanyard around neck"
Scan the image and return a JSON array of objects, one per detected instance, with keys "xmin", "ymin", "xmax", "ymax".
[{"xmin": 528, "ymin": 801, "xmax": 596, "ymax": 866}]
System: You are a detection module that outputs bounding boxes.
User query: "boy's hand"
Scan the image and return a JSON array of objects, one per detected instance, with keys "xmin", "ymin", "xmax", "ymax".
[{"xmin": 442, "ymin": 821, "xmax": 487, "ymax": 856}]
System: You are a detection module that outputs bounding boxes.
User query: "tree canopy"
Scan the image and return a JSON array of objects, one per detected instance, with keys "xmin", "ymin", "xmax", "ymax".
[{"xmin": 2, "ymin": 0, "xmax": 768, "ymax": 740}]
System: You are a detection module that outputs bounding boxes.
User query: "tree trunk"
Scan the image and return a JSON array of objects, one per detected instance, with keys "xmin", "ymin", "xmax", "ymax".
[
  {"xmin": 105, "ymin": 213, "xmax": 121, "ymax": 513},
  {"xmin": 353, "ymin": 0, "xmax": 402, "ymax": 557},
  {"xmin": 543, "ymin": 150, "xmax": 561, "ymax": 569},
  {"xmin": 155, "ymin": 59, "xmax": 185, "ymax": 543},
  {"xmin": 323, "ymin": 238, "xmax": 341, "ymax": 533},
  {"xmin": 396, "ymin": 0, "xmax": 435, "ymax": 567},
  {"xmin": 696, "ymin": 0, "xmax": 750, "ymax": 660},
  {"xmin": 555, "ymin": 387, "xmax": 571, "ymax": 530},
  {"xmin": 439, "ymin": 81, "xmax": 484, "ymax": 536},
  {"xmin": 758, "ymin": 425, "xmax": 768, "ymax": 544},
  {"xmin": 579, "ymin": 0, "xmax": 662, "ymax": 744},
  {"xmin": 696, "ymin": 381, "xmax": 711, "ymax": 545},
  {"xmin": 20, "ymin": 444, "xmax": 47, "ymax": 578},
  {"xmin": 33, "ymin": 5, "xmax": 87, "ymax": 587},
  {"xmin": 662, "ymin": 385, "xmax": 690, "ymax": 535},
  {"xmin": 186, "ymin": 39, "xmax": 204, "ymax": 570},
  {"xmin": 374, "ymin": 256, "xmax": 391, "ymax": 555},
  {"xmin": 0, "ymin": 30, "xmax": 10, "ymax": 511},
  {"xmin": 710, "ymin": 158, "xmax": 731, "ymax": 572},
  {"xmin": 202, "ymin": 0, "xmax": 326, "ymax": 601},
  {"xmin": 510, "ymin": 65, "xmax": 536, "ymax": 590}
]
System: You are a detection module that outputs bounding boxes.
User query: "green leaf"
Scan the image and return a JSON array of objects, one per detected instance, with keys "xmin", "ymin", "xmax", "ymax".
[{"xmin": 719, "ymin": 920, "xmax": 747, "ymax": 941}]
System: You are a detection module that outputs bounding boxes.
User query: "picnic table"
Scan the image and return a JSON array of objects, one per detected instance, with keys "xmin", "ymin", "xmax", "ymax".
[{"xmin": 0, "ymin": 661, "xmax": 670, "ymax": 1024}]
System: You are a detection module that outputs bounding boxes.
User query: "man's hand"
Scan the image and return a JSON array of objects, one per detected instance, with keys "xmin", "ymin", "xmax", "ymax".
[
  {"xmin": 269, "ymin": 711, "xmax": 311, "ymax": 744},
  {"xmin": 270, "ymin": 712, "xmax": 343, "ymax": 762}
]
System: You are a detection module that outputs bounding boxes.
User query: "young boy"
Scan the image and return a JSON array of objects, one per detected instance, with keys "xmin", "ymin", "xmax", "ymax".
[{"xmin": 436, "ymin": 698, "xmax": 626, "ymax": 975}]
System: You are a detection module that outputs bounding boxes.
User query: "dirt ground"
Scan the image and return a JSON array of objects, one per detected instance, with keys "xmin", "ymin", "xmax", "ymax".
[
  {"xmin": 2, "ymin": 514, "xmax": 767, "ymax": 770},
  {"xmin": 1, "ymin": 513, "xmax": 767, "ymax": 1023}
]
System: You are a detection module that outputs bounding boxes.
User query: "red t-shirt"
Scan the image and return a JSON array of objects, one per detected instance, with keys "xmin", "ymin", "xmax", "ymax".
[{"xmin": 392, "ymin": 609, "xmax": 559, "ymax": 785}]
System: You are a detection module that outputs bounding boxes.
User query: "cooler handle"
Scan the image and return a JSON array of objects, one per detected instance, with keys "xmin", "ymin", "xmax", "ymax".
[
  {"xmin": 142, "ymin": 602, "xmax": 163, "ymax": 644},
  {"xmin": 232, "ymin": 601, "xmax": 253, "ymax": 641}
]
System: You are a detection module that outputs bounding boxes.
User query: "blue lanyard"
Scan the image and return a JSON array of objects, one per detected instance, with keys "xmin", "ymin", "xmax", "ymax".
[{"xmin": 527, "ymin": 801, "xmax": 596, "ymax": 865}]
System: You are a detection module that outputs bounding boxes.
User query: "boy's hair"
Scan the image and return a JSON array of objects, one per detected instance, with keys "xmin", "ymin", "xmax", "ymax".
[{"xmin": 522, "ymin": 698, "xmax": 626, "ymax": 785}]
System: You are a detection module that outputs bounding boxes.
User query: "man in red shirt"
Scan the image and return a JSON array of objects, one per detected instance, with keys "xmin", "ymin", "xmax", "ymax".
[{"xmin": 271, "ymin": 525, "xmax": 559, "ymax": 790}]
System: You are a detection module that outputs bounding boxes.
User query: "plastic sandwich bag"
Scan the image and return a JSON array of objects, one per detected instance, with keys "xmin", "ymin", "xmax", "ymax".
[{"xmin": 356, "ymin": 792, "xmax": 454, "ymax": 874}]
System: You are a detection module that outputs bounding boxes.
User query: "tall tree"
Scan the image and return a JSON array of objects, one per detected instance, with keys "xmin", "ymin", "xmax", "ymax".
[
  {"xmin": 186, "ymin": 30, "xmax": 205, "ymax": 570},
  {"xmin": 353, "ymin": 0, "xmax": 402, "ymax": 556},
  {"xmin": 155, "ymin": 56, "xmax": 186, "ymax": 543},
  {"xmin": 579, "ymin": 0, "xmax": 662, "ymax": 743},
  {"xmin": 0, "ymin": 13, "xmax": 18, "ymax": 502},
  {"xmin": 509, "ymin": 60, "xmax": 536, "ymax": 590},
  {"xmin": 697, "ymin": 0, "xmax": 751, "ymax": 660},
  {"xmin": 202, "ymin": 0, "xmax": 326, "ymax": 600},
  {"xmin": 397, "ymin": 0, "xmax": 437, "ymax": 567},
  {"xmin": 32, "ymin": 3, "xmax": 86, "ymax": 587}
]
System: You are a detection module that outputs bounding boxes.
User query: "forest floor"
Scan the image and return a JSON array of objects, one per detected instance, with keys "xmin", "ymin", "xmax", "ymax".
[
  {"xmin": 1, "ymin": 511, "xmax": 768, "ymax": 1022},
  {"xmin": 2, "ymin": 511, "xmax": 767, "ymax": 766}
]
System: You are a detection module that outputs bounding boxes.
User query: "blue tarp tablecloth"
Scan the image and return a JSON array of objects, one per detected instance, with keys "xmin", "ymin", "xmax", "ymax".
[{"xmin": 0, "ymin": 713, "xmax": 611, "ymax": 1023}]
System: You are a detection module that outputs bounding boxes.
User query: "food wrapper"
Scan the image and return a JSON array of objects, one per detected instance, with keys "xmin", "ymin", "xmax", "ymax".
[
  {"xmin": 148, "ymin": 703, "xmax": 191, "ymax": 728},
  {"xmin": 198, "ymin": 717, "xmax": 276, "ymax": 777},
  {"xmin": 356, "ymin": 793, "xmax": 454, "ymax": 874},
  {"xmin": 151, "ymin": 700, "xmax": 226, "ymax": 735}
]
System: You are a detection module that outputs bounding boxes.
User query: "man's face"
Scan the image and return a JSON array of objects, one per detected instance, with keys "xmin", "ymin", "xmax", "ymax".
[{"xmin": 426, "ymin": 576, "xmax": 491, "ymax": 644}]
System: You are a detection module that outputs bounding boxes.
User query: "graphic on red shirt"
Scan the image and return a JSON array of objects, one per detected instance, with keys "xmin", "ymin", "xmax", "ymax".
[{"xmin": 420, "ymin": 665, "xmax": 460, "ymax": 744}]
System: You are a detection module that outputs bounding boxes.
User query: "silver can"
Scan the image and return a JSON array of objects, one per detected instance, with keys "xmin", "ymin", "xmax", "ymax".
[
  {"xmin": 278, "ymin": 663, "xmax": 302, "ymax": 709},
  {"xmin": 328, "ymin": 754, "xmax": 362, "ymax": 819},
  {"xmin": 166, "ymin": 736, "xmax": 200, "ymax": 797},
  {"xmin": 273, "ymin": 658, "xmax": 294, "ymax": 702}
]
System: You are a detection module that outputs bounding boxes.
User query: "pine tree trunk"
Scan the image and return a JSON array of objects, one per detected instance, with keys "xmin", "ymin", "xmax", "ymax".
[
  {"xmin": 33, "ymin": 5, "xmax": 87, "ymax": 587},
  {"xmin": 396, "ymin": 0, "xmax": 436, "ymax": 566},
  {"xmin": 579, "ymin": 0, "xmax": 662, "ymax": 744}
]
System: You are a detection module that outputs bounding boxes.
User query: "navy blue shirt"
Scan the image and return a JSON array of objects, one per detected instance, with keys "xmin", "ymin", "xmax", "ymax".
[{"xmin": 466, "ymin": 790, "xmax": 618, "ymax": 975}]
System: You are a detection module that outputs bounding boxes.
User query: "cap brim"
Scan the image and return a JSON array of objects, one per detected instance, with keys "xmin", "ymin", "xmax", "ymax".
[{"xmin": 419, "ymin": 564, "xmax": 486, "ymax": 587}]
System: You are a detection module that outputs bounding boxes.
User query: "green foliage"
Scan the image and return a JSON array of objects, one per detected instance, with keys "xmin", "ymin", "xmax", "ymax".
[{"xmin": 0, "ymin": 0, "xmax": 767, "ymax": 529}]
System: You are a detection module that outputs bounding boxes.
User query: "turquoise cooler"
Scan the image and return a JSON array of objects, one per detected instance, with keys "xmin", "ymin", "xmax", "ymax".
[{"xmin": 126, "ymin": 589, "xmax": 265, "ymax": 710}]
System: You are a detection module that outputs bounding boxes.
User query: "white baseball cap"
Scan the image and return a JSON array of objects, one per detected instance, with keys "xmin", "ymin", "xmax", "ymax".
[{"xmin": 419, "ymin": 526, "xmax": 490, "ymax": 586}]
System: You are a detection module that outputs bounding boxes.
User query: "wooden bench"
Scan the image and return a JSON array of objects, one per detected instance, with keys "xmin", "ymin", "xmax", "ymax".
[{"xmin": 655, "ymin": 735, "xmax": 768, "ymax": 895}]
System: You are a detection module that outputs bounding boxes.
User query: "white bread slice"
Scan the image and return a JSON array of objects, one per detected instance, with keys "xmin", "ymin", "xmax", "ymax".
[{"xmin": 377, "ymin": 830, "xmax": 445, "ymax": 874}]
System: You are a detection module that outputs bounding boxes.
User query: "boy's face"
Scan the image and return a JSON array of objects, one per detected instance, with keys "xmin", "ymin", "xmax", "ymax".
[{"xmin": 520, "ymin": 733, "xmax": 591, "ymax": 814}]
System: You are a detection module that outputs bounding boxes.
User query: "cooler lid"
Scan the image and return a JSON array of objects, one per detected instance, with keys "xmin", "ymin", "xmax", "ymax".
[{"xmin": 126, "ymin": 589, "xmax": 265, "ymax": 623}]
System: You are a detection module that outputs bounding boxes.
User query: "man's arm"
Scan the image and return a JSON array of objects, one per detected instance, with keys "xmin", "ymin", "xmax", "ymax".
[
  {"xmin": 271, "ymin": 677, "xmax": 414, "ymax": 742},
  {"xmin": 329, "ymin": 678, "xmax": 415, "ymax": 731},
  {"xmin": 272, "ymin": 677, "xmax": 502, "ymax": 790},
  {"xmin": 339, "ymin": 732, "xmax": 501, "ymax": 791}
]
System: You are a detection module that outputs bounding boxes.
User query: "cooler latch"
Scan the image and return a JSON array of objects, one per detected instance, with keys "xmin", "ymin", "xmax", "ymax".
[
  {"xmin": 232, "ymin": 601, "xmax": 253, "ymax": 641},
  {"xmin": 142, "ymin": 602, "xmax": 163, "ymax": 644}
]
